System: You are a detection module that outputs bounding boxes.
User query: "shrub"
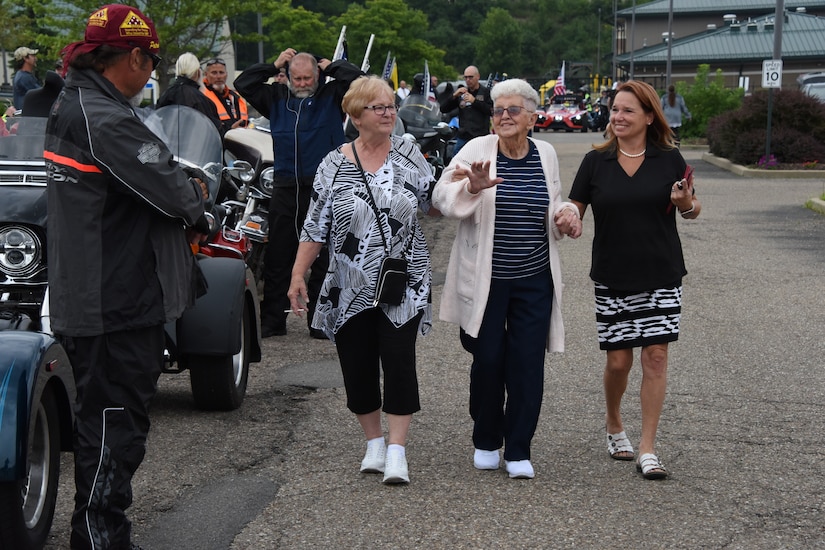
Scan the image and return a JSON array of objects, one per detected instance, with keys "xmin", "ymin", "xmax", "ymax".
[
  {"xmin": 678, "ymin": 65, "xmax": 744, "ymax": 139},
  {"xmin": 707, "ymin": 88, "xmax": 825, "ymax": 165}
]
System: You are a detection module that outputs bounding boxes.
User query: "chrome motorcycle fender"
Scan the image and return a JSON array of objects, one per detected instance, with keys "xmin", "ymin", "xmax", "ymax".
[
  {"xmin": 174, "ymin": 256, "xmax": 256, "ymax": 358},
  {"xmin": 0, "ymin": 331, "xmax": 75, "ymax": 480}
]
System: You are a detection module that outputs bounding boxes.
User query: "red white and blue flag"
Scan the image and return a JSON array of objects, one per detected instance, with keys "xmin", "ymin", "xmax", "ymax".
[{"xmin": 554, "ymin": 61, "xmax": 566, "ymax": 96}]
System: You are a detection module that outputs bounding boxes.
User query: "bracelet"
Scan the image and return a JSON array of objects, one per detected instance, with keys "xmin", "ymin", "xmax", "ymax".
[{"xmin": 679, "ymin": 201, "xmax": 695, "ymax": 217}]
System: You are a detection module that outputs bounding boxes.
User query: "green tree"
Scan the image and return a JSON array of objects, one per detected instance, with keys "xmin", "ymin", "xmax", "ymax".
[
  {"xmin": 476, "ymin": 8, "xmax": 524, "ymax": 77},
  {"xmin": 261, "ymin": 2, "xmax": 336, "ymax": 60},
  {"xmin": 25, "ymin": 0, "xmax": 271, "ymax": 92},
  {"xmin": 331, "ymin": 0, "xmax": 451, "ymax": 84},
  {"xmin": 678, "ymin": 64, "xmax": 744, "ymax": 139}
]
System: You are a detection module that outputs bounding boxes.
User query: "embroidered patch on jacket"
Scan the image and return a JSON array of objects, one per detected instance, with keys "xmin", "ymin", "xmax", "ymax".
[{"xmin": 137, "ymin": 142, "xmax": 161, "ymax": 164}]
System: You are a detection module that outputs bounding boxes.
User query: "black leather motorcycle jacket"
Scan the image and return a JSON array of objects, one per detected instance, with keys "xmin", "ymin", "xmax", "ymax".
[{"xmin": 45, "ymin": 68, "xmax": 206, "ymax": 336}]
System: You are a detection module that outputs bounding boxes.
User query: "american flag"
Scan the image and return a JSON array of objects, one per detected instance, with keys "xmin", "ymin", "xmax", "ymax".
[{"xmin": 554, "ymin": 62, "xmax": 566, "ymax": 96}]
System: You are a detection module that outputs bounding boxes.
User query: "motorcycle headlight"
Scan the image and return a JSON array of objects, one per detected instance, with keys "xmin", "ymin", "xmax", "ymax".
[
  {"xmin": 0, "ymin": 225, "xmax": 42, "ymax": 277},
  {"xmin": 260, "ymin": 167, "xmax": 274, "ymax": 197}
]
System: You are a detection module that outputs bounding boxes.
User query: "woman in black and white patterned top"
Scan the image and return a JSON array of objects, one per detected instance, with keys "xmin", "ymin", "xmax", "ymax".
[{"xmin": 288, "ymin": 76, "xmax": 437, "ymax": 484}]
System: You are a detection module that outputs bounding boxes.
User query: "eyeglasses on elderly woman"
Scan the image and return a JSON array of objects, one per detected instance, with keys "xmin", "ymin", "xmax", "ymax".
[{"xmin": 492, "ymin": 106, "xmax": 533, "ymax": 118}]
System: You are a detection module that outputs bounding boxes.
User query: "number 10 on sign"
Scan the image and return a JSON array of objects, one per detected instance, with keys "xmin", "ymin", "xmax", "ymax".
[{"xmin": 762, "ymin": 60, "xmax": 782, "ymax": 88}]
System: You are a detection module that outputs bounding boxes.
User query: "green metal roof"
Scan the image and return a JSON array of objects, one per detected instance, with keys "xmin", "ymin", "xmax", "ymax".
[
  {"xmin": 618, "ymin": 0, "xmax": 825, "ymax": 16},
  {"xmin": 616, "ymin": 11, "xmax": 825, "ymax": 64}
]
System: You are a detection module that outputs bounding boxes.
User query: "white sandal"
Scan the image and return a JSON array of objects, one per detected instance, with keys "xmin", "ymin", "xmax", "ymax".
[
  {"xmin": 636, "ymin": 453, "xmax": 668, "ymax": 480},
  {"xmin": 606, "ymin": 431, "xmax": 635, "ymax": 461}
]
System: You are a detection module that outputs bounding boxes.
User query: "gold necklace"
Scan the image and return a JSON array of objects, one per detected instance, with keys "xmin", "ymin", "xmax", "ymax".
[{"xmin": 619, "ymin": 147, "xmax": 646, "ymax": 158}]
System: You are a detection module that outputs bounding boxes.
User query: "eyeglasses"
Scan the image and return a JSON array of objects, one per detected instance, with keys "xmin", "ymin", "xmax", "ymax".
[
  {"xmin": 142, "ymin": 49, "xmax": 161, "ymax": 71},
  {"xmin": 463, "ymin": 75, "xmax": 477, "ymax": 79},
  {"xmin": 128, "ymin": 42, "xmax": 161, "ymax": 71},
  {"xmin": 205, "ymin": 58, "xmax": 226, "ymax": 67},
  {"xmin": 363, "ymin": 104, "xmax": 397, "ymax": 116},
  {"xmin": 492, "ymin": 106, "xmax": 532, "ymax": 118}
]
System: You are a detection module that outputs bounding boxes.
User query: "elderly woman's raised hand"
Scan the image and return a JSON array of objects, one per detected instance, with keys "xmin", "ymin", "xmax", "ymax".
[{"xmin": 453, "ymin": 160, "xmax": 503, "ymax": 194}]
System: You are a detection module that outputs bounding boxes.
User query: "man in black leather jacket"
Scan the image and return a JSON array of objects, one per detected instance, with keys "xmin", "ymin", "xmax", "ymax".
[{"xmin": 46, "ymin": 6, "xmax": 207, "ymax": 548}]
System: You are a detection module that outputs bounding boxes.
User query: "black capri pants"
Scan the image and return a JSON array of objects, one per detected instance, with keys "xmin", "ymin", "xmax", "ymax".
[{"xmin": 334, "ymin": 308, "xmax": 423, "ymax": 415}]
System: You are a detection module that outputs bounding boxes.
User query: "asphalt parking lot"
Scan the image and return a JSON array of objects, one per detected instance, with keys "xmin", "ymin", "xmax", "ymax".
[{"xmin": 45, "ymin": 132, "xmax": 825, "ymax": 549}]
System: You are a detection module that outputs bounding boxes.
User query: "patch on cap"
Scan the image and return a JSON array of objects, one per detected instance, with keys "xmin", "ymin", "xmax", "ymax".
[{"xmin": 85, "ymin": 4, "xmax": 160, "ymax": 53}]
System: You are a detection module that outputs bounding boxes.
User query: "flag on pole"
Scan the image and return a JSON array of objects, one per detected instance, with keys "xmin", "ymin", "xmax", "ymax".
[
  {"xmin": 389, "ymin": 58, "xmax": 398, "ymax": 91},
  {"xmin": 332, "ymin": 26, "xmax": 348, "ymax": 61},
  {"xmin": 423, "ymin": 60, "xmax": 436, "ymax": 103},
  {"xmin": 554, "ymin": 61, "xmax": 566, "ymax": 96},
  {"xmin": 382, "ymin": 51, "xmax": 392, "ymax": 79},
  {"xmin": 382, "ymin": 51, "xmax": 398, "ymax": 90}
]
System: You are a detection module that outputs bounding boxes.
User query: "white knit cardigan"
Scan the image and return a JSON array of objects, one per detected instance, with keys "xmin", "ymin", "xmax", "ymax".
[{"xmin": 432, "ymin": 134, "xmax": 575, "ymax": 352}]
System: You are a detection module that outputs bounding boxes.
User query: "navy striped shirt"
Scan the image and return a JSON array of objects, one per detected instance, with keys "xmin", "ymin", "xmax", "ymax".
[{"xmin": 492, "ymin": 141, "xmax": 550, "ymax": 279}]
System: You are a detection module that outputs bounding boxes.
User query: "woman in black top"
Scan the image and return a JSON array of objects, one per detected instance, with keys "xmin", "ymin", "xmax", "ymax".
[{"xmin": 567, "ymin": 80, "xmax": 701, "ymax": 480}]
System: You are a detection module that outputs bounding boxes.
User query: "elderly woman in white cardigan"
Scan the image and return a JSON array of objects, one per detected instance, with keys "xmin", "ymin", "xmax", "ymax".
[{"xmin": 433, "ymin": 78, "xmax": 581, "ymax": 479}]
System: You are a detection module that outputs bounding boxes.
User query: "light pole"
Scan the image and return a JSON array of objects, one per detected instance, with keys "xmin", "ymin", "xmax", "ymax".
[
  {"xmin": 597, "ymin": 7, "xmax": 602, "ymax": 83},
  {"xmin": 665, "ymin": 0, "xmax": 673, "ymax": 87},
  {"xmin": 612, "ymin": 0, "xmax": 617, "ymax": 84}
]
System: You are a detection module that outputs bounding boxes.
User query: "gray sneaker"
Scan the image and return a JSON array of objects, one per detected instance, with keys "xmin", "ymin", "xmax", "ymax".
[{"xmin": 382, "ymin": 449, "xmax": 409, "ymax": 484}]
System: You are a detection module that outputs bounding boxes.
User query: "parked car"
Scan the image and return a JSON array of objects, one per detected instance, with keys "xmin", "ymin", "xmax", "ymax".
[{"xmin": 802, "ymin": 82, "xmax": 825, "ymax": 103}]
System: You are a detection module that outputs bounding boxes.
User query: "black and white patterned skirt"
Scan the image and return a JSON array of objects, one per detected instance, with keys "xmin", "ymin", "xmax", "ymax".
[{"xmin": 594, "ymin": 282, "xmax": 682, "ymax": 350}]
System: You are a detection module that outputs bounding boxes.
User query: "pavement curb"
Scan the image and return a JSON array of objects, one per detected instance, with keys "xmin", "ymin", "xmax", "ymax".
[
  {"xmin": 701, "ymin": 152, "xmax": 825, "ymax": 179},
  {"xmin": 700, "ymin": 152, "xmax": 825, "ymax": 216}
]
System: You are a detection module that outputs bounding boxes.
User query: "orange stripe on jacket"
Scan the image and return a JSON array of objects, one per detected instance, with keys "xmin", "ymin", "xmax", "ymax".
[{"xmin": 44, "ymin": 150, "xmax": 103, "ymax": 173}]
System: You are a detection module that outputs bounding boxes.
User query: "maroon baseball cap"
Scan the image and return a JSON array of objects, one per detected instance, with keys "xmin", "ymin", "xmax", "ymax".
[{"xmin": 61, "ymin": 4, "xmax": 159, "ymax": 67}]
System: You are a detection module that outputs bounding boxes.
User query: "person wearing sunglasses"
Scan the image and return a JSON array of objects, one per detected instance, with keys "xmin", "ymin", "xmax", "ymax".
[
  {"xmin": 49, "ymin": 6, "xmax": 210, "ymax": 548},
  {"xmin": 236, "ymin": 48, "xmax": 363, "ymax": 340},
  {"xmin": 201, "ymin": 57, "xmax": 249, "ymax": 132},
  {"xmin": 439, "ymin": 65, "xmax": 493, "ymax": 155},
  {"xmin": 433, "ymin": 78, "xmax": 581, "ymax": 480}
]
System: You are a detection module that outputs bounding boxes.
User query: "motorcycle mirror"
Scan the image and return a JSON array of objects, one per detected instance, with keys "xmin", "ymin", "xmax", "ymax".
[{"xmin": 225, "ymin": 160, "xmax": 255, "ymax": 183}]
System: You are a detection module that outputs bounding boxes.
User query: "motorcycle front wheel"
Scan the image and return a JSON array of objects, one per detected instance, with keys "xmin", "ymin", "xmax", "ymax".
[
  {"xmin": 0, "ymin": 387, "xmax": 61, "ymax": 550},
  {"xmin": 187, "ymin": 299, "xmax": 251, "ymax": 411}
]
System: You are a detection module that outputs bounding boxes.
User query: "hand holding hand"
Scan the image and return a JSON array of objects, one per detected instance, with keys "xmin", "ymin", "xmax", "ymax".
[{"xmin": 554, "ymin": 207, "xmax": 582, "ymax": 238}]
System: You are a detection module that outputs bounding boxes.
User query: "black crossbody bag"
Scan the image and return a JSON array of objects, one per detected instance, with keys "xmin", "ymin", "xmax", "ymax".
[{"xmin": 351, "ymin": 142, "xmax": 408, "ymax": 306}]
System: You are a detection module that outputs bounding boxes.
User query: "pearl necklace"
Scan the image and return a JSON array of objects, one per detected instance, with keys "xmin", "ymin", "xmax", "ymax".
[{"xmin": 619, "ymin": 147, "xmax": 646, "ymax": 158}]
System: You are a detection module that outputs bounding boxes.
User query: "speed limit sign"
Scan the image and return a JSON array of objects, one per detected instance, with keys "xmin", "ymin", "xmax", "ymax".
[{"xmin": 762, "ymin": 60, "xmax": 783, "ymax": 88}]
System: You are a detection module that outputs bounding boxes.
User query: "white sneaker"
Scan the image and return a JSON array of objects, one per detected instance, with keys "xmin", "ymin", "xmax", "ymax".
[
  {"xmin": 360, "ymin": 440, "xmax": 386, "ymax": 473},
  {"xmin": 473, "ymin": 449, "xmax": 500, "ymax": 470},
  {"xmin": 505, "ymin": 459, "xmax": 535, "ymax": 479},
  {"xmin": 382, "ymin": 448, "xmax": 410, "ymax": 484}
]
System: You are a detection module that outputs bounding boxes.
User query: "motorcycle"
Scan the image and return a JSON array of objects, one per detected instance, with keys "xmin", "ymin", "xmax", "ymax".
[
  {"xmin": 221, "ymin": 116, "xmax": 274, "ymax": 283},
  {"xmin": 397, "ymin": 93, "xmax": 455, "ymax": 179},
  {"xmin": 0, "ymin": 106, "xmax": 260, "ymax": 550}
]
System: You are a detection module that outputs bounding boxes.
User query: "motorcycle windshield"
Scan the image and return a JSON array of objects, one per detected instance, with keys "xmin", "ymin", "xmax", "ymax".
[
  {"xmin": 398, "ymin": 94, "xmax": 443, "ymax": 130},
  {"xmin": 0, "ymin": 117, "xmax": 48, "ymax": 162},
  {"xmin": 143, "ymin": 105, "xmax": 223, "ymax": 200}
]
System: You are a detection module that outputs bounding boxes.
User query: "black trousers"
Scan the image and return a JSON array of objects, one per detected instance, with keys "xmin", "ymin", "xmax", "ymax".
[
  {"xmin": 334, "ymin": 309, "xmax": 423, "ymax": 415},
  {"xmin": 58, "ymin": 325, "xmax": 164, "ymax": 550},
  {"xmin": 460, "ymin": 270, "xmax": 553, "ymax": 461},
  {"xmin": 262, "ymin": 183, "xmax": 328, "ymax": 330}
]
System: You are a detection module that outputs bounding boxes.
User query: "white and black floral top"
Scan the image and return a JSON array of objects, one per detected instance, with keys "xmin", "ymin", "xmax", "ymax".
[{"xmin": 301, "ymin": 136, "xmax": 434, "ymax": 340}]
